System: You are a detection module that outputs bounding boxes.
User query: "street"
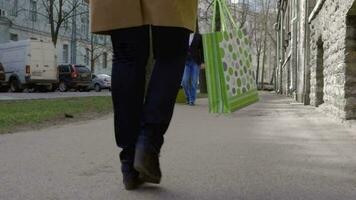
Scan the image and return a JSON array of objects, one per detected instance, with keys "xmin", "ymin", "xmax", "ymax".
[
  {"xmin": 0, "ymin": 92, "xmax": 356, "ymax": 200},
  {"xmin": 0, "ymin": 91, "xmax": 111, "ymax": 100}
]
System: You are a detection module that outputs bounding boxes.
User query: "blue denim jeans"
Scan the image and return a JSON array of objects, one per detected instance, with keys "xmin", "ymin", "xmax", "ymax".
[{"xmin": 181, "ymin": 59, "xmax": 200, "ymax": 104}]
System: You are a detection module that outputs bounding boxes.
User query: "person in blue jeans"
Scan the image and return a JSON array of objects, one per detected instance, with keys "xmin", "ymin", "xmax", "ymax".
[{"xmin": 182, "ymin": 33, "xmax": 204, "ymax": 105}]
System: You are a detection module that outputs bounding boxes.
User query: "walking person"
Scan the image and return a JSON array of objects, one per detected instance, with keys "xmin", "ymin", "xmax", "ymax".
[
  {"xmin": 86, "ymin": 0, "xmax": 198, "ymax": 190},
  {"xmin": 181, "ymin": 32, "xmax": 204, "ymax": 106}
]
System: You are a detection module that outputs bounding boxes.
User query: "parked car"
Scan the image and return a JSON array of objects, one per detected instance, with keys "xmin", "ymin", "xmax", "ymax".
[
  {"xmin": 0, "ymin": 62, "xmax": 6, "ymax": 92},
  {"xmin": 0, "ymin": 40, "xmax": 58, "ymax": 92},
  {"xmin": 57, "ymin": 64, "xmax": 92, "ymax": 92},
  {"xmin": 91, "ymin": 74, "xmax": 111, "ymax": 92},
  {"xmin": 0, "ymin": 62, "xmax": 4, "ymax": 81}
]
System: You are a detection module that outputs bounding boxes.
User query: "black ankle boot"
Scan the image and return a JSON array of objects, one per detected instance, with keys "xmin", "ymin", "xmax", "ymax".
[
  {"xmin": 121, "ymin": 160, "xmax": 144, "ymax": 190},
  {"xmin": 134, "ymin": 134, "xmax": 162, "ymax": 184},
  {"xmin": 120, "ymin": 148, "xmax": 143, "ymax": 190}
]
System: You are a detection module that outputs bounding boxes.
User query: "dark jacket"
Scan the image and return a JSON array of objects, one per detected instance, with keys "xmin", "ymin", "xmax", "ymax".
[{"xmin": 187, "ymin": 33, "xmax": 204, "ymax": 66}]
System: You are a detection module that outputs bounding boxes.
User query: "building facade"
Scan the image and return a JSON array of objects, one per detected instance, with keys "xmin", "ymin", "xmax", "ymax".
[
  {"xmin": 276, "ymin": 0, "xmax": 356, "ymax": 120},
  {"xmin": 275, "ymin": 0, "xmax": 312, "ymax": 100},
  {"xmin": 0, "ymin": 0, "xmax": 112, "ymax": 75}
]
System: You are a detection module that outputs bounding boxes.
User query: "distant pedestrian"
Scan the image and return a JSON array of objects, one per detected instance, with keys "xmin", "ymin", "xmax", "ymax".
[
  {"xmin": 181, "ymin": 32, "xmax": 204, "ymax": 106},
  {"xmin": 86, "ymin": 0, "xmax": 198, "ymax": 190}
]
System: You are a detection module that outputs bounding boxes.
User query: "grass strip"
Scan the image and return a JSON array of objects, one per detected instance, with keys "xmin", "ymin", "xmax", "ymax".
[{"xmin": 0, "ymin": 96, "xmax": 113, "ymax": 134}]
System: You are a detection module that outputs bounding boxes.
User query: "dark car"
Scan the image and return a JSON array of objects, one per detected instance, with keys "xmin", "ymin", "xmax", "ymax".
[
  {"xmin": 0, "ymin": 62, "xmax": 5, "ymax": 81},
  {"xmin": 91, "ymin": 74, "xmax": 111, "ymax": 92},
  {"xmin": 57, "ymin": 65, "xmax": 92, "ymax": 92},
  {"xmin": 0, "ymin": 62, "xmax": 8, "ymax": 92}
]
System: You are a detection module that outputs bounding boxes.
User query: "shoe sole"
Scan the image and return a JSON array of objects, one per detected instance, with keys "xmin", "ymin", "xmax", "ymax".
[{"xmin": 124, "ymin": 179, "xmax": 144, "ymax": 190}]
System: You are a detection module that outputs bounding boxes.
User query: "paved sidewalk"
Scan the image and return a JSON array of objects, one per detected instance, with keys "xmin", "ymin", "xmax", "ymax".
[{"xmin": 1, "ymin": 92, "xmax": 356, "ymax": 200}]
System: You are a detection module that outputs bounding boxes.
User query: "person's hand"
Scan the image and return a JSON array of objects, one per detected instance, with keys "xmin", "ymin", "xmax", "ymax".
[{"xmin": 200, "ymin": 63, "xmax": 206, "ymax": 69}]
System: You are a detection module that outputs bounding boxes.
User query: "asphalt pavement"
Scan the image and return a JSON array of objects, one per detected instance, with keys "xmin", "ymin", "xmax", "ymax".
[{"xmin": 1, "ymin": 92, "xmax": 356, "ymax": 200}]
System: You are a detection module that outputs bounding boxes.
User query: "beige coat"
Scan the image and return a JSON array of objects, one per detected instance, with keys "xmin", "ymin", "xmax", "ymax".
[{"xmin": 86, "ymin": 0, "xmax": 198, "ymax": 34}]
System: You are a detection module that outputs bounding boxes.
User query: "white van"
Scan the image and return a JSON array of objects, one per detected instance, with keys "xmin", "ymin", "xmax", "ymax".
[{"xmin": 0, "ymin": 40, "xmax": 58, "ymax": 92}]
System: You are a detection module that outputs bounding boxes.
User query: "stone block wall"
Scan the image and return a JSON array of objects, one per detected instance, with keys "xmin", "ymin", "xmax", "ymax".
[
  {"xmin": 345, "ymin": 12, "xmax": 356, "ymax": 119},
  {"xmin": 309, "ymin": 0, "xmax": 355, "ymax": 119}
]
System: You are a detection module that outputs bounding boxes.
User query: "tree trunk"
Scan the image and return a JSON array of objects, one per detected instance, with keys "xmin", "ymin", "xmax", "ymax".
[
  {"xmin": 90, "ymin": 35, "xmax": 95, "ymax": 73},
  {"xmin": 261, "ymin": 36, "xmax": 268, "ymax": 90},
  {"xmin": 256, "ymin": 53, "xmax": 260, "ymax": 88},
  {"xmin": 91, "ymin": 59, "xmax": 95, "ymax": 73},
  {"xmin": 270, "ymin": 65, "xmax": 276, "ymax": 85}
]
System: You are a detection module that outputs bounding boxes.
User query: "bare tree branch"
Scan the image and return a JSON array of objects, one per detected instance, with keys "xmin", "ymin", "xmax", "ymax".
[{"xmin": 41, "ymin": 0, "xmax": 85, "ymax": 47}]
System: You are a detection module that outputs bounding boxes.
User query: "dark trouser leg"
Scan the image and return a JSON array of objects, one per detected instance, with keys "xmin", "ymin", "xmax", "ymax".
[
  {"xmin": 110, "ymin": 26, "xmax": 149, "ymax": 158},
  {"xmin": 111, "ymin": 26, "xmax": 149, "ymax": 189},
  {"xmin": 140, "ymin": 26, "xmax": 190, "ymax": 151},
  {"xmin": 134, "ymin": 26, "xmax": 190, "ymax": 184}
]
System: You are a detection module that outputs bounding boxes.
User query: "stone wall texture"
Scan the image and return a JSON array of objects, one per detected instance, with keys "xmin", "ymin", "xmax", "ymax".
[{"xmin": 309, "ymin": 0, "xmax": 356, "ymax": 119}]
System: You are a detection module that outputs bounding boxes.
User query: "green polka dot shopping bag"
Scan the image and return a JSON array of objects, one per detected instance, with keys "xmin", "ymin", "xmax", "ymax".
[{"xmin": 202, "ymin": 0, "xmax": 259, "ymax": 113}]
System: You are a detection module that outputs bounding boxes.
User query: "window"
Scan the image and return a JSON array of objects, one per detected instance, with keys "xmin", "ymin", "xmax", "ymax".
[
  {"xmin": 29, "ymin": 0, "xmax": 37, "ymax": 22},
  {"xmin": 75, "ymin": 66, "xmax": 90, "ymax": 73},
  {"xmin": 81, "ymin": 16, "xmax": 89, "ymax": 38},
  {"xmin": 0, "ymin": 8, "xmax": 6, "ymax": 17},
  {"xmin": 10, "ymin": 33, "xmax": 18, "ymax": 41},
  {"xmin": 63, "ymin": 44, "xmax": 69, "ymax": 63},
  {"xmin": 62, "ymin": 65, "xmax": 71, "ymax": 73},
  {"xmin": 103, "ymin": 52, "xmax": 108, "ymax": 69},
  {"xmin": 11, "ymin": 0, "xmax": 18, "ymax": 16}
]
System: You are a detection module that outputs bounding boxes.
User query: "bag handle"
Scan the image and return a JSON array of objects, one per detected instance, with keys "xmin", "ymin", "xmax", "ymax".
[
  {"xmin": 212, "ymin": 0, "xmax": 225, "ymax": 31},
  {"xmin": 211, "ymin": 0, "xmax": 239, "ymax": 32}
]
